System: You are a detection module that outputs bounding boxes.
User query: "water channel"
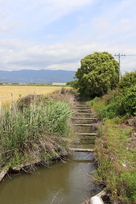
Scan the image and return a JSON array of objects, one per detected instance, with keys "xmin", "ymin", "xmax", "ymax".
[{"xmin": 0, "ymin": 102, "xmax": 101, "ymax": 204}]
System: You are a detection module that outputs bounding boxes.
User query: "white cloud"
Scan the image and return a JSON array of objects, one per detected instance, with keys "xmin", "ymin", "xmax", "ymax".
[
  {"xmin": 0, "ymin": 0, "xmax": 136, "ymax": 74},
  {"xmin": 0, "ymin": 37, "xmax": 136, "ymax": 72},
  {"xmin": 90, "ymin": 16, "xmax": 134, "ymax": 40},
  {"xmin": 0, "ymin": 21, "xmax": 26, "ymax": 32},
  {"xmin": 0, "ymin": 39, "xmax": 34, "ymax": 50}
]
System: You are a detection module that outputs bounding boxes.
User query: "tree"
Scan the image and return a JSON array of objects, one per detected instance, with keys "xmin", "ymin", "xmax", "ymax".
[{"xmin": 75, "ymin": 51, "xmax": 119, "ymax": 98}]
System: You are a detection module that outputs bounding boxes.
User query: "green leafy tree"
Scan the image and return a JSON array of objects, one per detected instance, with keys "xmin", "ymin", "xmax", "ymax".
[{"xmin": 75, "ymin": 51, "xmax": 119, "ymax": 98}]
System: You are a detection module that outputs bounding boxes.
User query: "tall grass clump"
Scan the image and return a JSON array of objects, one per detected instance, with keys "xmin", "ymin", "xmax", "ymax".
[
  {"xmin": 45, "ymin": 100, "xmax": 73, "ymax": 135},
  {"xmin": 0, "ymin": 99, "xmax": 73, "ymax": 170}
]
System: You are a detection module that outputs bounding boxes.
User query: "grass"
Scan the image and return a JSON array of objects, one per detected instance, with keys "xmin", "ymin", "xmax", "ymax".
[
  {"xmin": 95, "ymin": 120, "xmax": 136, "ymax": 203},
  {"xmin": 0, "ymin": 90, "xmax": 75, "ymax": 173},
  {"xmin": 87, "ymin": 91, "xmax": 136, "ymax": 203},
  {"xmin": 0, "ymin": 85, "xmax": 71, "ymax": 107}
]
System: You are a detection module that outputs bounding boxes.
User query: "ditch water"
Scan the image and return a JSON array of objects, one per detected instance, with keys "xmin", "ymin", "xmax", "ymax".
[{"xmin": 0, "ymin": 102, "xmax": 101, "ymax": 204}]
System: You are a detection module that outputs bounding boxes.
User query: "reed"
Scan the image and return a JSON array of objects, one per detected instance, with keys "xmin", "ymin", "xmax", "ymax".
[{"xmin": 0, "ymin": 97, "xmax": 73, "ymax": 169}]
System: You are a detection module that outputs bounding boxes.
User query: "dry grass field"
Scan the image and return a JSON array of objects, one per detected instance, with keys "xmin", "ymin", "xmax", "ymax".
[{"xmin": 0, "ymin": 86, "xmax": 68, "ymax": 106}]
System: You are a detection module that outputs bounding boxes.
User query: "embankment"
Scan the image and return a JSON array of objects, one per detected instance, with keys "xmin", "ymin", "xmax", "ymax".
[
  {"xmin": 87, "ymin": 94, "xmax": 136, "ymax": 204},
  {"xmin": 0, "ymin": 90, "xmax": 76, "ymax": 182}
]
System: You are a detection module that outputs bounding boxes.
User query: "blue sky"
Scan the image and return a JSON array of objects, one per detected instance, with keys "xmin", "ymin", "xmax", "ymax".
[{"xmin": 0, "ymin": 0, "xmax": 136, "ymax": 74}]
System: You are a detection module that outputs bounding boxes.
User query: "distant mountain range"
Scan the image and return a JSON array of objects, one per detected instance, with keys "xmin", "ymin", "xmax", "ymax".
[{"xmin": 0, "ymin": 69, "xmax": 76, "ymax": 84}]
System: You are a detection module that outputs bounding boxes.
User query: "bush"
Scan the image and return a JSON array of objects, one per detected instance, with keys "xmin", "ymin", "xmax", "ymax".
[
  {"xmin": 89, "ymin": 94, "xmax": 122, "ymax": 119},
  {"xmin": 119, "ymin": 85, "xmax": 136, "ymax": 116},
  {"xmin": 119, "ymin": 71, "xmax": 136, "ymax": 90},
  {"xmin": 66, "ymin": 80, "xmax": 78, "ymax": 88}
]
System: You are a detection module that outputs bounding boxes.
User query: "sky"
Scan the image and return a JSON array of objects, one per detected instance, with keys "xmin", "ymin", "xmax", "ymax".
[{"xmin": 0, "ymin": 0, "xmax": 136, "ymax": 74}]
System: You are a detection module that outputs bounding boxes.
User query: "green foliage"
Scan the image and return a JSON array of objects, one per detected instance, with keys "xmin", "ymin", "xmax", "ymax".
[
  {"xmin": 117, "ymin": 72, "xmax": 136, "ymax": 116},
  {"xmin": 90, "ymin": 83, "xmax": 136, "ymax": 119},
  {"xmin": 119, "ymin": 71, "xmax": 136, "ymax": 90},
  {"xmin": 44, "ymin": 100, "xmax": 73, "ymax": 135},
  {"xmin": 89, "ymin": 93, "xmax": 122, "ymax": 119},
  {"xmin": 121, "ymin": 170, "xmax": 136, "ymax": 202},
  {"xmin": 66, "ymin": 80, "xmax": 78, "ymax": 88},
  {"xmin": 0, "ymin": 100, "xmax": 73, "ymax": 168},
  {"xmin": 89, "ymin": 91, "xmax": 136, "ymax": 203},
  {"xmin": 75, "ymin": 51, "xmax": 119, "ymax": 98},
  {"xmin": 119, "ymin": 85, "xmax": 136, "ymax": 116},
  {"xmin": 95, "ymin": 119, "xmax": 135, "ymax": 202}
]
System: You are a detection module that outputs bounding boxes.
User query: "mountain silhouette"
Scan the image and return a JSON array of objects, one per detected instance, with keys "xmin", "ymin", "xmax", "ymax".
[{"xmin": 0, "ymin": 69, "xmax": 75, "ymax": 84}]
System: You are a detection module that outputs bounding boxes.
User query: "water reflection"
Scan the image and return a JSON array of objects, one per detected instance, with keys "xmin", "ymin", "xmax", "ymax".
[
  {"xmin": 0, "ymin": 156, "xmax": 98, "ymax": 204},
  {"xmin": 0, "ymin": 102, "xmax": 100, "ymax": 204}
]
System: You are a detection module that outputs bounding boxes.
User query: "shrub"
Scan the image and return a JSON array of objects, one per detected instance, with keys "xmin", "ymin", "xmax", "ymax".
[
  {"xmin": 89, "ymin": 94, "xmax": 122, "ymax": 119},
  {"xmin": 119, "ymin": 85, "xmax": 136, "ymax": 116},
  {"xmin": 119, "ymin": 71, "xmax": 136, "ymax": 90},
  {"xmin": 66, "ymin": 80, "xmax": 78, "ymax": 88}
]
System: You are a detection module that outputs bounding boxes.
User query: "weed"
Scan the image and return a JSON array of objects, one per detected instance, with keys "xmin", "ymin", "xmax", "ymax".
[
  {"xmin": 89, "ymin": 90, "xmax": 136, "ymax": 203},
  {"xmin": 0, "ymin": 95, "xmax": 74, "ymax": 170}
]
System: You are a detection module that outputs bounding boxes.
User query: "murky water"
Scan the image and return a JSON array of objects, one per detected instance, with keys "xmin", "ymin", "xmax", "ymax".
[
  {"xmin": 0, "ymin": 103, "xmax": 101, "ymax": 204},
  {"xmin": 0, "ymin": 154, "xmax": 99, "ymax": 204}
]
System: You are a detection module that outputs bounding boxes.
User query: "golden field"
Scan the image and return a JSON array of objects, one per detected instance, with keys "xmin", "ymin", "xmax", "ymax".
[{"xmin": 0, "ymin": 86, "xmax": 68, "ymax": 105}]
